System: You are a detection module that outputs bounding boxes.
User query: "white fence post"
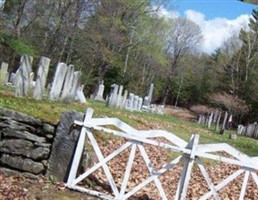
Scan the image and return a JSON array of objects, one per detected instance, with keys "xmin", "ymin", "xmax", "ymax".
[
  {"xmin": 175, "ymin": 134, "xmax": 199, "ymax": 200},
  {"xmin": 66, "ymin": 108, "xmax": 93, "ymax": 186}
]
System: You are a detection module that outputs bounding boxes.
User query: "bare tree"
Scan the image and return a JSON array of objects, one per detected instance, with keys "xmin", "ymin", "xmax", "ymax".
[{"xmin": 162, "ymin": 18, "xmax": 203, "ymax": 105}]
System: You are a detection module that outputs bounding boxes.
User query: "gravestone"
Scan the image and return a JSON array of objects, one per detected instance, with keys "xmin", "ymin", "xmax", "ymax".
[
  {"xmin": 69, "ymin": 71, "xmax": 82, "ymax": 101},
  {"xmin": 237, "ymin": 125, "xmax": 244, "ymax": 135},
  {"xmin": 29, "ymin": 72, "xmax": 35, "ymax": 89},
  {"xmin": 142, "ymin": 83, "xmax": 154, "ymax": 110},
  {"xmin": 94, "ymin": 81, "xmax": 105, "ymax": 101},
  {"xmin": 133, "ymin": 95, "xmax": 139, "ymax": 110},
  {"xmin": 116, "ymin": 85, "xmax": 124, "ymax": 108},
  {"xmin": 47, "ymin": 111, "xmax": 84, "ymax": 181},
  {"xmin": 215, "ymin": 111, "xmax": 222, "ymax": 131},
  {"xmin": 208, "ymin": 112, "xmax": 214, "ymax": 129},
  {"xmin": 33, "ymin": 57, "xmax": 51, "ymax": 100},
  {"xmin": 109, "ymin": 84, "xmax": 119, "ymax": 107},
  {"xmin": 61, "ymin": 65, "xmax": 75, "ymax": 101},
  {"xmin": 15, "ymin": 55, "xmax": 33, "ymax": 97},
  {"xmin": 137, "ymin": 97, "xmax": 143, "ymax": 111},
  {"xmin": 0, "ymin": 62, "xmax": 8, "ymax": 84},
  {"xmin": 15, "ymin": 71, "xmax": 23, "ymax": 97},
  {"xmin": 10, "ymin": 73, "xmax": 16, "ymax": 84},
  {"xmin": 121, "ymin": 90, "xmax": 128, "ymax": 109},
  {"xmin": 128, "ymin": 93, "xmax": 134, "ymax": 111},
  {"xmin": 76, "ymin": 84, "xmax": 87, "ymax": 103},
  {"xmin": 229, "ymin": 134, "xmax": 237, "ymax": 140},
  {"xmin": 49, "ymin": 63, "xmax": 68, "ymax": 101},
  {"xmin": 254, "ymin": 123, "xmax": 258, "ymax": 139},
  {"xmin": 222, "ymin": 111, "xmax": 228, "ymax": 130}
]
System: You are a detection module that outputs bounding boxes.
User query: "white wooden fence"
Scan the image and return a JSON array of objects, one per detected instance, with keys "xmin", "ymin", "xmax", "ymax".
[{"xmin": 66, "ymin": 108, "xmax": 258, "ymax": 200}]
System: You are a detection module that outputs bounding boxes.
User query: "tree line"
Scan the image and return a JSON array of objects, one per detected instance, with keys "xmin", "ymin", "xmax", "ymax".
[{"xmin": 0, "ymin": 0, "xmax": 257, "ymax": 124}]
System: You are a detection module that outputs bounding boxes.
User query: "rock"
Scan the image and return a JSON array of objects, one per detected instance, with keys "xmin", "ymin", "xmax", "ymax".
[
  {"xmin": 0, "ymin": 167, "xmax": 39, "ymax": 179},
  {"xmin": 0, "ymin": 154, "xmax": 44, "ymax": 174},
  {"xmin": 0, "ymin": 117, "xmax": 37, "ymax": 133},
  {"xmin": 34, "ymin": 142, "xmax": 51, "ymax": 148},
  {"xmin": 0, "ymin": 139, "xmax": 50, "ymax": 160},
  {"xmin": 42, "ymin": 123, "xmax": 55, "ymax": 135},
  {"xmin": 2, "ymin": 128, "xmax": 46, "ymax": 143},
  {"xmin": 47, "ymin": 111, "xmax": 84, "ymax": 181},
  {"xmin": 229, "ymin": 134, "xmax": 237, "ymax": 140},
  {"xmin": 0, "ymin": 108, "xmax": 42, "ymax": 126},
  {"xmin": 30, "ymin": 147, "xmax": 50, "ymax": 160},
  {"xmin": 45, "ymin": 134, "xmax": 54, "ymax": 140}
]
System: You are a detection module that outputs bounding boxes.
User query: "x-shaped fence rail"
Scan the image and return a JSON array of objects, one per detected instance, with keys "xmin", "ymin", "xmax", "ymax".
[{"xmin": 65, "ymin": 108, "xmax": 258, "ymax": 200}]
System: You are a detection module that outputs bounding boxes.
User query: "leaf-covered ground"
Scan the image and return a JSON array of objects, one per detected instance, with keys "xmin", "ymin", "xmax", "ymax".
[{"xmin": 1, "ymin": 102, "xmax": 258, "ymax": 199}]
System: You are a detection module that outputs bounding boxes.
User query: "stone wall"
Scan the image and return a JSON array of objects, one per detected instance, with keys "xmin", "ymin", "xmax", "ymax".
[
  {"xmin": 0, "ymin": 108, "xmax": 85, "ymax": 182},
  {"xmin": 0, "ymin": 108, "xmax": 55, "ymax": 178}
]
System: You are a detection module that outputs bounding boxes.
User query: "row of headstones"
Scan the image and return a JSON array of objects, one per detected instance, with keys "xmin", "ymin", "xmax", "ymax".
[
  {"xmin": 106, "ymin": 83, "xmax": 161, "ymax": 113},
  {"xmin": 106, "ymin": 84, "xmax": 143, "ymax": 111},
  {"xmin": 0, "ymin": 55, "xmax": 86, "ymax": 103},
  {"xmin": 94, "ymin": 82, "xmax": 164, "ymax": 113},
  {"xmin": 237, "ymin": 122, "xmax": 258, "ymax": 139},
  {"xmin": 198, "ymin": 110, "xmax": 232, "ymax": 133}
]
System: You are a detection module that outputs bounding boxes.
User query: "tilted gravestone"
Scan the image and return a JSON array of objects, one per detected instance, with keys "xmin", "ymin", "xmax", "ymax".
[
  {"xmin": 49, "ymin": 63, "xmax": 68, "ymax": 100},
  {"xmin": 70, "ymin": 71, "xmax": 81, "ymax": 101},
  {"xmin": 61, "ymin": 65, "xmax": 75, "ymax": 101},
  {"xmin": 33, "ymin": 57, "xmax": 50, "ymax": 100},
  {"xmin": 15, "ymin": 55, "xmax": 33, "ymax": 97},
  {"xmin": 142, "ymin": 83, "xmax": 154, "ymax": 110},
  {"xmin": 47, "ymin": 111, "xmax": 84, "ymax": 181},
  {"xmin": 76, "ymin": 84, "xmax": 87, "ymax": 103}
]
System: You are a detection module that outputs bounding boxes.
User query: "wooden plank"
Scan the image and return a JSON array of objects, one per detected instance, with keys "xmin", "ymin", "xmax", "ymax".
[
  {"xmin": 138, "ymin": 130, "xmax": 188, "ymax": 147},
  {"xmin": 200, "ymin": 169, "xmax": 244, "ymax": 199},
  {"xmin": 68, "ymin": 185, "xmax": 113, "ymax": 200},
  {"xmin": 75, "ymin": 117, "xmax": 137, "ymax": 133},
  {"xmin": 198, "ymin": 143, "xmax": 256, "ymax": 167},
  {"xmin": 73, "ymin": 142, "xmax": 132, "ymax": 185},
  {"xmin": 138, "ymin": 144, "xmax": 168, "ymax": 200},
  {"xmin": 196, "ymin": 158, "xmax": 220, "ymax": 200},
  {"xmin": 123, "ymin": 156, "xmax": 182, "ymax": 199},
  {"xmin": 175, "ymin": 156, "xmax": 190, "ymax": 200},
  {"xmin": 196, "ymin": 152, "xmax": 257, "ymax": 170},
  {"xmin": 251, "ymin": 172, "xmax": 258, "ymax": 187},
  {"xmin": 66, "ymin": 108, "xmax": 93, "ymax": 186},
  {"xmin": 175, "ymin": 135, "xmax": 199, "ymax": 200},
  {"xmin": 91, "ymin": 126, "xmax": 191, "ymax": 155},
  {"xmin": 87, "ymin": 130, "xmax": 119, "ymax": 198},
  {"xmin": 118, "ymin": 143, "xmax": 137, "ymax": 199},
  {"xmin": 239, "ymin": 171, "xmax": 250, "ymax": 200}
]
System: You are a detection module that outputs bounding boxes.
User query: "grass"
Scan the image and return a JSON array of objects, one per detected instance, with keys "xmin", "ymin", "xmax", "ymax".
[{"xmin": 1, "ymin": 85, "xmax": 258, "ymax": 156}]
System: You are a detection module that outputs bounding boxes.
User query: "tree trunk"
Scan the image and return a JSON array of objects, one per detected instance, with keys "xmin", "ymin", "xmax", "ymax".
[
  {"xmin": 174, "ymin": 76, "xmax": 184, "ymax": 107},
  {"xmin": 162, "ymin": 83, "xmax": 170, "ymax": 106}
]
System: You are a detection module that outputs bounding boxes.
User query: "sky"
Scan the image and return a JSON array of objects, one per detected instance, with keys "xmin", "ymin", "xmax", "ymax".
[{"xmin": 162, "ymin": 0, "xmax": 258, "ymax": 54}]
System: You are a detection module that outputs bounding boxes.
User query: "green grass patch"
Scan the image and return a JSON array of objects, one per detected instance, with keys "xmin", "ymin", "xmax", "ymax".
[{"xmin": 0, "ymin": 86, "xmax": 258, "ymax": 156}]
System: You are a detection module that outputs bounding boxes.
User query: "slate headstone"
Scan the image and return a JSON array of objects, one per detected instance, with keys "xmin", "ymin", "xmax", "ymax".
[{"xmin": 47, "ymin": 111, "xmax": 84, "ymax": 181}]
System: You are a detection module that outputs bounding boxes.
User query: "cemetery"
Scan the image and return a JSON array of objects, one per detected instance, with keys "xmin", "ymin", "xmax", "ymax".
[
  {"xmin": 0, "ymin": 0, "xmax": 258, "ymax": 199},
  {"xmin": 0, "ymin": 54, "xmax": 258, "ymax": 198}
]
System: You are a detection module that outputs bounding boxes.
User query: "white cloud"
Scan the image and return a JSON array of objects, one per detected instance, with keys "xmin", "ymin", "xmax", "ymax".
[
  {"xmin": 185, "ymin": 9, "xmax": 250, "ymax": 54},
  {"xmin": 154, "ymin": 6, "xmax": 180, "ymax": 19}
]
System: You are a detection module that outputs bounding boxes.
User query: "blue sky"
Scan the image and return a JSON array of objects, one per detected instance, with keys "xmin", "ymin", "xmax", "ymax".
[
  {"xmin": 169, "ymin": 0, "xmax": 257, "ymax": 20},
  {"xmin": 159, "ymin": 0, "xmax": 258, "ymax": 54}
]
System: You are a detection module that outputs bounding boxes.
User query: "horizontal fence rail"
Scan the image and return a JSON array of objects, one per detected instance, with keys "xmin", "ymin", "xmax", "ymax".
[{"xmin": 66, "ymin": 108, "xmax": 258, "ymax": 200}]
